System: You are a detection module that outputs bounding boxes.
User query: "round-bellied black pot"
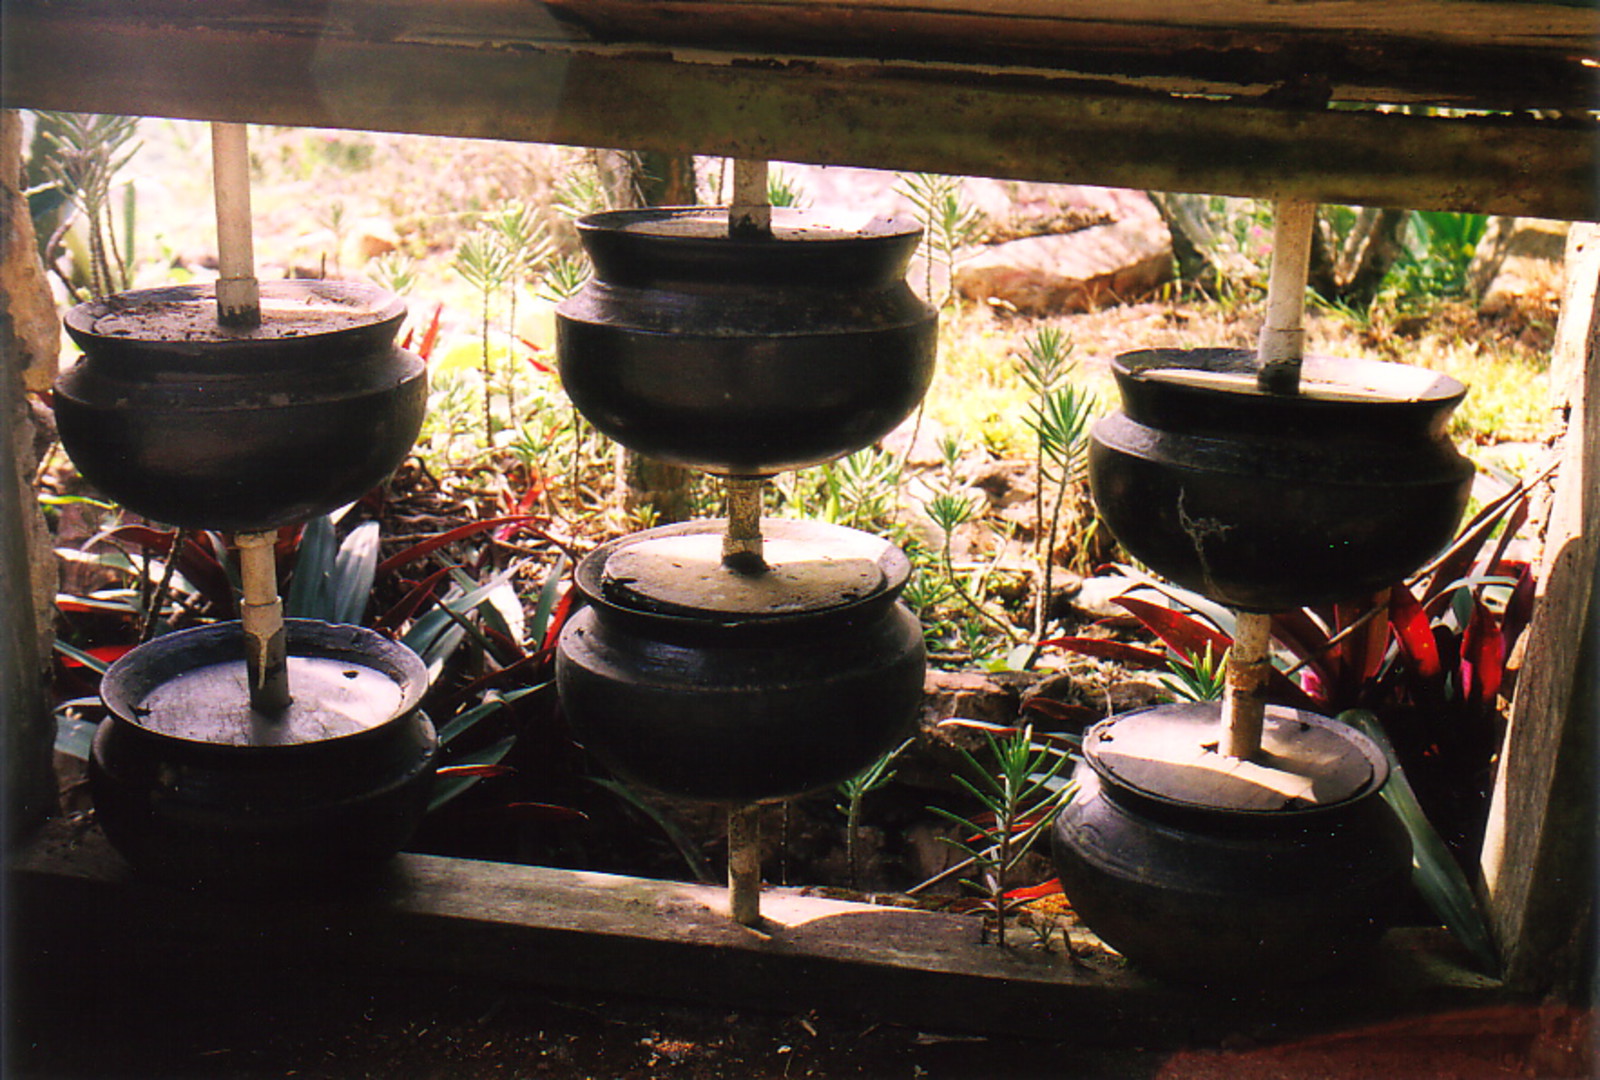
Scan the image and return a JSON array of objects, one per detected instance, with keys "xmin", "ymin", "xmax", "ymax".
[
  {"xmin": 1051, "ymin": 705, "xmax": 1413, "ymax": 987},
  {"xmin": 91, "ymin": 619, "xmax": 437, "ymax": 890},
  {"xmin": 1089, "ymin": 348, "xmax": 1474, "ymax": 611},
  {"xmin": 556, "ymin": 208, "xmax": 937, "ymax": 476},
  {"xmin": 556, "ymin": 519, "xmax": 926, "ymax": 803},
  {"xmin": 55, "ymin": 280, "xmax": 427, "ymax": 532}
]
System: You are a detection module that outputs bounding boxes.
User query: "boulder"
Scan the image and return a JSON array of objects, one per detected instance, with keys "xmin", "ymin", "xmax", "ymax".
[{"xmin": 955, "ymin": 218, "xmax": 1173, "ymax": 315}]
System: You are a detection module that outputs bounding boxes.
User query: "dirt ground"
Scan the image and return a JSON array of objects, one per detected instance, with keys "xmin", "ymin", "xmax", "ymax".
[{"xmin": 10, "ymin": 949, "xmax": 1592, "ymax": 1080}]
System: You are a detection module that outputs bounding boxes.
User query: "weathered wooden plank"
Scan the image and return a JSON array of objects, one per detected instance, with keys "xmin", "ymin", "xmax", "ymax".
[
  {"xmin": 1, "ymin": 0, "xmax": 1587, "ymax": 112},
  {"xmin": 2, "ymin": 2, "xmax": 1594, "ymax": 219},
  {"xmin": 541, "ymin": 0, "xmax": 1597, "ymax": 109},
  {"xmin": 11, "ymin": 819, "xmax": 1507, "ymax": 1043},
  {"xmin": 1480, "ymin": 224, "xmax": 1600, "ymax": 995}
]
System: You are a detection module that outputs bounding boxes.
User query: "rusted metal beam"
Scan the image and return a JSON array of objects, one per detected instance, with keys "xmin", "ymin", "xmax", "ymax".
[{"xmin": 2, "ymin": 0, "xmax": 1595, "ymax": 219}]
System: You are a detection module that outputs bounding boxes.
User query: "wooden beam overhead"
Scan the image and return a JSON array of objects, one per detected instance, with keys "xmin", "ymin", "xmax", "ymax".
[{"xmin": 2, "ymin": 0, "xmax": 1596, "ymax": 219}]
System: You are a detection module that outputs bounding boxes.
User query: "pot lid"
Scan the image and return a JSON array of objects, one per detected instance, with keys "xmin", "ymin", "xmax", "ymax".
[
  {"xmin": 1085, "ymin": 703, "xmax": 1384, "ymax": 813},
  {"xmin": 129, "ymin": 655, "xmax": 406, "ymax": 747},
  {"xmin": 65, "ymin": 280, "xmax": 406, "ymax": 349},
  {"xmin": 102, "ymin": 619, "xmax": 427, "ymax": 747},
  {"xmin": 592, "ymin": 519, "xmax": 905, "ymax": 620}
]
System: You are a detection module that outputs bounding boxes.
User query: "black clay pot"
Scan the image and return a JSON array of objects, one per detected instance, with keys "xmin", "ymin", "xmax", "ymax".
[
  {"xmin": 55, "ymin": 280, "xmax": 427, "ymax": 532},
  {"xmin": 1089, "ymin": 348, "xmax": 1474, "ymax": 611},
  {"xmin": 91, "ymin": 619, "xmax": 437, "ymax": 889},
  {"xmin": 557, "ymin": 208, "xmax": 938, "ymax": 476},
  {"xmin": 556, "ymin": 519, "xmax": 926, "ymax": 802},
  {"xmin": 1051, "ymin": 704, "xmax": 1412, "ymax": 987}
]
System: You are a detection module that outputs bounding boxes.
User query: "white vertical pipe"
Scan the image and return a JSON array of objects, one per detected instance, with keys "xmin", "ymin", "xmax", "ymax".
[
  {"xmin": 211, "ymin": 122, "xmax": 260, "ymax": 328},
  {"xmin": 1256, "ymin": 198, "xmax": 1317, "ymax": 393}
]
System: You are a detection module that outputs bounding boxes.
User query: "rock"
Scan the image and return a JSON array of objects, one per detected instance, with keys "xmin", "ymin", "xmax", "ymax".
[
  {"xmin": 354, "ymin": 219, "xmax": 401, "ymax": 262},
  {"xmin": 1473, "ymin": 217, "xmax": 1568, "ymax": 315},
  {"xmin": 965, "ymin": 459, "xmax": 1035, "ymax": 510},
  {"xmin": 953, "ymin": 218, "xmax": 1174, "ymax": 316},
  {"xmin": 1105, "ymin": 679, "xmax": 1169, "ymax": 713},
  {"xmin": 1071, "ymin": 575, "xmax": 1137, "ymax": 619},
  {"xmin": 880, "ymin": 412, "xmax": 946, "ymax": 468},
  {"xmin": 921, "ymin": 668, "xmax": 1025, "ymax": 732},
  {"xmin": 899, "ymin": 668, "xmax": 1035, "ymax": 792}
]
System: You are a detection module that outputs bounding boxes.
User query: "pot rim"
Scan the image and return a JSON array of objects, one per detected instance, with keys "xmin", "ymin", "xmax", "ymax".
[
  {"xmin": 576, "ymin": 206, "xmax": 924, "ymax": 244},
  {"xmin": 573, "ymin": 518, "xmax": 911, "ymax": 629},
  {"xmin": 1113, "ymin": 347, "xmax": 1467, "ymax": 407},
  {"xmin": 101, "ymin": 619, "xmax": 429, "ymax": 750},
  {"xmin": 1080, "ymin": 705, "xmax": 1392, "ymax": 822},
  {"xmin": 64, "ymin": 280, "xmax": 407, "ymax": 359}
]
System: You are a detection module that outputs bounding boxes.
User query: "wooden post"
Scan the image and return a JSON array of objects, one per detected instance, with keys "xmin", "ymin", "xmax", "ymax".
[
  {"xmin": 210, "ymin": 121, "xmax": 259, "ymax": 328},
  {"xmin": 1257, "ymin": 198, "xmax": 1316, "ymax": 394},
  {"xmin": 1220, "ymin": 611, "xmax": 1273, "ymax": 759},
  {"xmin": 721, "ymin": 477, "xmax": 766, "ymax": 574},
  {"xmin": 1479, "ymin": 223, "xmax": 1600, "ymax": 993},
  {"xmin": 727, "ymin": 803, "xmax": 763, "ymax": 927},
  {"xmin": 729, "ymin": 159, "xmax": 771, "ymax": 239},
  {"xmin": 236, "ymin": 530, "xmax": 291, "ymax": 713}
]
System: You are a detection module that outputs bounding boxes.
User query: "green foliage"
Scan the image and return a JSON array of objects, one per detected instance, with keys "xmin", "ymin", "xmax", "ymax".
[
  {"xmin": 895, "ymin": 172, "xmax": 983, "ymax": 308},
  {"xmin": 1385, "ymin": 212, "xmax": 1489, "ymax": 303},
  {"xmin": 536, "ymin": 254, "xmax": 591, "ymax": 302},
  {"xmin": 552, "ymin": 159, "xmax": 613, "ymax": 220},
  {"xmin": 1343, "ymin": 710, "xmax": 1498, "ymax": 974},
  {"xmin": 1158, "ymin": 643, "xmax": 1227, "ymax": 703},
  {"xmin": 916, "ymin": 436, "xmax": 1019, "ymax": 656},
  {"xmin": 1017, "ymin": 328, "xmax": 1096, "ymax": 658},
  {"xmin": 929, "ymin": 723, "xmax": 1075, "ymax": 946},
  {"xmin": 367, "ymin": 251, "xmax": 420, "ymax": 296},
  {"xmin": 775, "ymin": 446, "xmax": 903, "ymax": 533},
  {"xmin": 765, "ymin": 167, "xmax": 809, "ymax": 209},
  {"xmin": 31, "ymin": 111, "xmax": 142, "ymax": 298},
  {"xmin": 836, "ymin": 738, "xmax": 913, "ymax": 890}
]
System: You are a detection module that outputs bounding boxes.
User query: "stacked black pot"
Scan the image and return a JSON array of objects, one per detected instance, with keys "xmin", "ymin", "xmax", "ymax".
[
  {"xmin": 55, "ymin": 279, "xmax": 435, "ymax": 888},
  {"xmin": 554, "ymin": 207, "xmax": 937, "ymax": 806},
  {"xmin": 1052, "ymin": 344, "xmax": 1475, "ymax": 985}
]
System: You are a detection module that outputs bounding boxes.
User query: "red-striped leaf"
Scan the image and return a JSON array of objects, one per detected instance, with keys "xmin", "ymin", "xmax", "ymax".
[
  {"xmin": 504, "ymin": 802, "xmax": 590, "ymax": 825},
  {"xmin": 1499, "ymin": 561, "xmax": 1537, "ymax": 652},
  {"xmin": 1389, "ymin": 585, "xmax": 1442, "ymax": 680},
  {"xmin": 1111, "ymin": 595, "xmax": 1232, "ymax": 659},
  {"xmin": 1020, "ymin": 697, "xmax": 1098, "ymax": 727},
  {"xmin": 58, "ymin": 644, "xmax": 135, "ymax": 669},
  {"xmin": 1460, "ymin": 598, "xmax": 1506, "ymax": 706},
  {"xmin": 1004, "ymin": 878, "xmax": 1063, "ymax": 901},
  {"xmin": 1038, "ymin": 635, "xmax": 1169, "ymax": 669},
  {"xmin": 374, "ymin": 517, "xmax": 535, "ymax": 578},
  {"xmin": 434, "ymin": 763, "xmax": 516, "ymax": 780},
  {"xmin": 372, "ymin": 564, "xmax": 457, "ymax": 634},
  {"xmin": 540, "ymin": 587, "xmax": 579, "ymax": 656},
  {"xmin": 1269, "ymin": 607, "xmax": 1332, "ymax": 672},
  {"xmin": 517, "ymin": 336, "xmax": 555, "ymax": 374},
  {"xmin": 412, "ymin": 302, "xmax": 444, "ymax": 361}
]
